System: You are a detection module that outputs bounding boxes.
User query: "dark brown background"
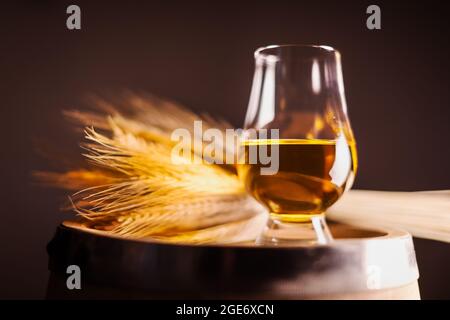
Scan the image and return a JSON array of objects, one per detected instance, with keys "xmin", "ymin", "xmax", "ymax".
[{"xmin": 1, "ymin": 0, "xmax": 449, "ymax": 299}]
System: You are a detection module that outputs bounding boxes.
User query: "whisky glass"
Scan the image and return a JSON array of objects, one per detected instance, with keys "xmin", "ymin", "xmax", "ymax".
[{"xmin": 238, "ymin": 45, "xmax": 357, "ymax": 245}]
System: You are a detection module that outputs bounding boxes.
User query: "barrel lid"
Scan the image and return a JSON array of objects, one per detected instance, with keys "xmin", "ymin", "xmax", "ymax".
[{"xmin": 47, "ymin": 221, "xmax": 419, "ymax": 298}]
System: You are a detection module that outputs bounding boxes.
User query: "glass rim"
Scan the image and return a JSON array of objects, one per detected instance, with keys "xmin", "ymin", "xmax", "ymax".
[{"xmin": 254, "ymin": 44, "xmax": 340, "ymax": 62}]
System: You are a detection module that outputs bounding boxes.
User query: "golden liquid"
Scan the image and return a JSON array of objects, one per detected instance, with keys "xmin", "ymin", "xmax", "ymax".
[{"xmin": 238, "ymin": 139, "xmax": 357, "ymax": 222}]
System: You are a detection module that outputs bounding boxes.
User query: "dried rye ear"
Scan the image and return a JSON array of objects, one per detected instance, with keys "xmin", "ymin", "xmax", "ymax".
[{"xmin": 36, "ymin": 93, "xmax": 265, "ymax": 243}]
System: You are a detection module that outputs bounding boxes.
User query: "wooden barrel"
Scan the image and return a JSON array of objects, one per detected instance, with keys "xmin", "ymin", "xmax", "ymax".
[{"xmin": 46, "ymin": 221, "xmax": 420, "ymax": 299}]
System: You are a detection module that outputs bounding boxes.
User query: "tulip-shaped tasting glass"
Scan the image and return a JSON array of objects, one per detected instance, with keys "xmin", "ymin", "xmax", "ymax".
[{"xmin": 238, "ymin": 45, "xmax": 357, "ymax": 245}]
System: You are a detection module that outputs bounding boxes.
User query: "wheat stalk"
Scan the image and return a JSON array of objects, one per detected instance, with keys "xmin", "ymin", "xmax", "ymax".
[{"xmin": 37, "ymin": 93, "xmax": 265, "ymax": 243}]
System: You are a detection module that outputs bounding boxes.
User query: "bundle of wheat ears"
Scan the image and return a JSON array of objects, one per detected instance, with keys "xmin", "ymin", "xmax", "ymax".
[{"xmin": 36, "ymin": 93, "xmax": 450, "ymax": 244}]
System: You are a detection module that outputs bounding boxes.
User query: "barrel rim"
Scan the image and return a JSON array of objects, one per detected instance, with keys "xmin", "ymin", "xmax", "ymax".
[{"xmin": 60, "ymin": 220, "xmax": 411, "ymax": 249}]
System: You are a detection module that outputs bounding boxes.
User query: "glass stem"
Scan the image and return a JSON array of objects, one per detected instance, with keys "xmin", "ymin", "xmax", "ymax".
[
  {"xmin": 256, "ymin": 214, "xmax": 334, "ymax": 246},
  {"xmin": 310, "ymin": 215, "xmax": 334, "ymax": 244}
]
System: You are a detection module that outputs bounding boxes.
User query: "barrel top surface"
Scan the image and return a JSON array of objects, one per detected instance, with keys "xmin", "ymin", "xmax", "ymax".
[
  {"xmin": 47, "ymin": 220, "xmax": 419, "ymax": 298},
  {"xmin": 61, "ymin": 220, "xmax": 408, "ymax": 248}
]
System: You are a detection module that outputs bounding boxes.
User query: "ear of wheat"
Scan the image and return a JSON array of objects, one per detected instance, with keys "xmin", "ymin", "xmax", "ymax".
[
  {"xmin": 36, "ymin": 93, "xmax": 266, "ymax": 244},
  {"xmin": 36, "ymin": 92, "xmax": 450, "ymax": 244}
]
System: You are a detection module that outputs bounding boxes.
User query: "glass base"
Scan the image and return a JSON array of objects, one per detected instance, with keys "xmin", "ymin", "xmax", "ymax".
[{"xmin": 256, "ymin": 215, "xmax": 334, "ymax": 246}]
